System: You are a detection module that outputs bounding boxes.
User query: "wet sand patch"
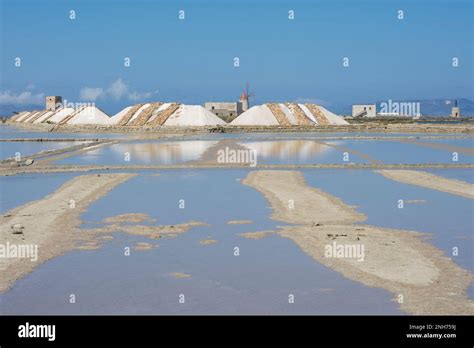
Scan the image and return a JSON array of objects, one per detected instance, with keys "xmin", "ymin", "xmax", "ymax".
[
  {"xmin": 171, "ymin": 272, "xmax": 191, "ymax": 279},
  {"xmin": 0, "ymin": 173, "xmax": 136, "ymax": 293},
  {"xmin": 242, "ymin": 170, "xmax": 474, "ymax": 314},
  {"xmin": 199, "ymin": 239, "xmax": 218, "ymax": 245},
  {"xmin": 227, "ymin": 219, "xmax": 253, "ymax": 225},
  {"xmin": 133, "ymin": 242, "xmax": 156, "ymax": 251},
  {"xmin": 375, "ymin": 170, "xmax": 474, "ymax": 199},
  {"xmin": 239, "ymin": 231, "xmax": 274, "ymax": 239},
  {"xmin": 103, "ymin": 213, "xmax": 156, "ymax": 224}
]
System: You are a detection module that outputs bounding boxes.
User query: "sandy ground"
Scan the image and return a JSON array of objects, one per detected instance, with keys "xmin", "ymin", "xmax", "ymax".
[
  {"xmin": 227, "ymin": 220, "xmax": 253, "ymax": 225},
  {"xmin": 239, "ymin": 231, "xmax": 274, "ymax": 239},
  {"xmin": 171, "ymin": 272, "xmax": 191, "ymax": 279},
  {"xmin": 199, "ymin": 239, "xmax": 217, "ymax": 245},
  {"xmin": 103, "ymin": 213, "xmax": 156, "ymax": 224},
  {"xmin": 243, "ymin": 170, "xmax": 365, "ymax": 225},
  {"xmin": 0, "ymin": 173, "xmax": 135, "ymax": 293},
  {"xmin": 242, "ymin": 170, "xmax": 474, "ymax": 314},
  {"xmin": 376, "ymin": 170, "xmax": 474, "ymax": 199}
]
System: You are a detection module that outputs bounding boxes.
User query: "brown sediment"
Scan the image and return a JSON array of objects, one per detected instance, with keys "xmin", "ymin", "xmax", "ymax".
[
  {"xmin": 0, "ymin": 173, "xmax": 136, "ymax": 293},
  {"xmin": 399, "ymin": 139, "xmax": 474, "ymax": 156},
  {"xmin": 375, "ymin": 170, "xmax": 474, "ymax": 199},
  {"xmin": 228, "ymin": 220, "xmax": 253, "ymax": 225},
  {"xmin": 82, "ymin": 220, "xmax": 207, "ymax": 239},
  {"xmin": 103, "ymin": 213, "xmax": 156, "ymax": 224},
  {"xmin": 305, "ymin": 104, "xmax": 330, "ymax": 125},
  {"xmin": 147, "ymin": 103, "xmax": 180, "ymax": 126},
  {"xmin": 171, "ymin": 272, "xmax": 191, "ymax": 279},
  {"xmin": 133, "ymin": 242, "xmax": 155, "ymax": 251},
  {"xmin": 242, "ymin": 170, "xmax": 365, "ymax": 225},
  {"xmin": 242, "ymin": 170, "xmax": 474, "ymax": 315},
  {"xmin": 116, "ymin": 221, "xmax": 207, "ymax": 238},
  {"xmin": 267, "ymin": 103, "xmax": 292, "ymax": 126},
  {"xmin": 239, "ymin": 231, "xmax": 274, "ymax": 239},
  {"xmin": 199, "ymin": 239, "xmax": 218, "ymax": 245},
  {"xmin": 286, "ymin": 103, "xmax": 312, "ymax": 125},
  {"xmin": 128, "ymin": 103, "xmax": 163, "ymax": 126}
]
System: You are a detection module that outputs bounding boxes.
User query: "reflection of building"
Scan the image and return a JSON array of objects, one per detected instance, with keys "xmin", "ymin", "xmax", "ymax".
[
  {"xmin": 46, "ymin": 96, "xmax": 62, "ymax": 111},
  {"xmin": 451, "ymin": 100, "xmax": 461, "ymax": 118},
  {"xmin": 352, "ymin": 104, "xmax": 376, "ymax": 117}
]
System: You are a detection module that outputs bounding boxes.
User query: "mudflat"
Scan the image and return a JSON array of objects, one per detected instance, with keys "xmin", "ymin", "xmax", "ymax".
[{"xmin": 242, "ymin": 170, "xmax": 474, "ymax": 314}]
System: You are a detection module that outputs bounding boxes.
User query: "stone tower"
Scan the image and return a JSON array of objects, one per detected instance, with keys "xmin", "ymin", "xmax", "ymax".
[
  {"xmin": 45, "ymin": 96, "xmax": 62, "ymax": 111},
  {"xmin": 239, "ymin": 93, "xmax": 249, "ymax": 112},
  {"xmin": 451, "ymin": 99, "xmax": 460, "ymax": 118}
]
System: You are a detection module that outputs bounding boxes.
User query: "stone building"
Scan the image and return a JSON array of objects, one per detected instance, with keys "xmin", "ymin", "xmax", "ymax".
[
  {"xmin": 352, "ymin": 104, "xmax": 376, "ymax": 117},
  {"xmin": 204, "ymin": 102, "xmax": 243, "ymax": 120},
  {"xmin": 45, "ymin": 96, "xmax": 62, "ymax": 111},
  {"xmin": 451, "ymin": 100, "xmax": 461, "ymax": 118}
]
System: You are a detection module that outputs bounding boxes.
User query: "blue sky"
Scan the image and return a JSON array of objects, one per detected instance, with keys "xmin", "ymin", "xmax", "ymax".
[{"xmin": 1, "ymin": 0, "xmax": 473, "ymax": 114}]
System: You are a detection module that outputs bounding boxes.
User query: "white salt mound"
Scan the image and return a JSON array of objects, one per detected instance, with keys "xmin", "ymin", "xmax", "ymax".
[
  {"xmin": 109, "ymin": 106, "xmax": 133, "ymax": 125},
  {"xmin": 33, "ymin": 111, "xmax": 55, "ymax": 123},
  {"xmin": 147, "ymin": 103, "xmax": 172, "ymax": 123},
  {"xmin": 14, "ymin": 111, "xmax": 31, "ymax": 122},
  {"xmin": 318, "ymin": 106, "xmax": 348, "ymax": 125},
  {"xmin": 279, "ymin": 103, "xmax": 297, "ymax": 125},
  {"xmin": 67, "ymin": 106, "xmax": 112, "ymax": 125},
  {"xmin": 163, "ymin": 105, "xmax": 225, "ymax": 126},
  {"xmin": 47, "ymin": 108, "xmax": 75, "ymax": 123},
  {"xmin": 127, "ymin": 103, "xmax": 150, "ymax": 125},
  {"xmin": 230, "ymin": 105, "xmax": 278, "ymax": 126},
  {"xmin": 17, "ymin": 111, "xmax": 39, "ymax": 122},
  {"xmin": 298, "ymin": 104, "xmax": 317, "ymax": 124}
]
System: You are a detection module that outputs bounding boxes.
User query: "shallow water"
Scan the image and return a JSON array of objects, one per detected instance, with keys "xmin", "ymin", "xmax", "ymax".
[
  {"xmin": 0, "ymin": 170, "xmax": 402, "ymax": 315},
  {"xmin": 325, "ymin": 139, "xmax": 474, "ymax": 164},
  {"xmin": 0, "ymin": 141, "xmax": 90, "ymax": 160},
  {"xmin": 302, "ymin": 170, "xmax": 473, "ymax": 274},
  {"xmin": 0, "ymin": 128, "xmax": 472, "ymax": 315}
]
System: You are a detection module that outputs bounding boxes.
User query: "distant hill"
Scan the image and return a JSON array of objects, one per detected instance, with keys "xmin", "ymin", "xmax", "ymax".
[
  {"xmin": 0, "ymin": 104, "xmax": 42, "ymax": 118},
  {"xmin": 335, "ymin": 98, "xmax": 474, "ymax": 117}
]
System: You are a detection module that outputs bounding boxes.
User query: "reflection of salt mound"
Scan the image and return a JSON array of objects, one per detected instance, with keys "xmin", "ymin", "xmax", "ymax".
[
  {"xmin": 230, "ymin": 105, "xmax": 278, "ymax": 126},
  {"xmin": 163, "ymin": 105, "xmax": 226, "ymax": 127},
  {"xmin": 231, "ymin": 103, "xmax": 348, "ymax": 126},
  {"xmin": 240, "ymin": 140, "xmax": 331, "ymax": 161},
  {"xmin": 67, "ymin": 106, "xmax": 112, "ymax": 125},
  {"xmin": 110, "ymin": 141, "xmax": 218, "ymax": 163}
]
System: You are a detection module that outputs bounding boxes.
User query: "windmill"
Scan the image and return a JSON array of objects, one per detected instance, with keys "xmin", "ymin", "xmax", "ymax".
[{"xmin": 239, "ymin": 82, "xmax": 255, "ymax": 112}]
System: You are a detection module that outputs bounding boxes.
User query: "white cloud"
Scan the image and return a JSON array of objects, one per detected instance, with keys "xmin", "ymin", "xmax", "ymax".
[
  {"xmin": 79, "ymin": 87, "xmax": 104, "ymax": 101},
  {"xmin": 0, "ymin": 90, "xmax": 45, "ymax": 105},
  {"xmin": 79, "ymin": 79, "xmax": 157, "ymax": 102}
]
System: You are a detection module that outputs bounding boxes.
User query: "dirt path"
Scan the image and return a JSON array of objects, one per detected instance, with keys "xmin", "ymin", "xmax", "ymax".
[
  {"xmin": 375, "ymin": 170, "xmax": 474, "ymax": 199},
  {"xmin": 0, "ymin": 173, "xmax": 135, "ymax": 293},
  {"xmin": 242, "ymin": 170, "xmax": 474, "ymax": 314}
]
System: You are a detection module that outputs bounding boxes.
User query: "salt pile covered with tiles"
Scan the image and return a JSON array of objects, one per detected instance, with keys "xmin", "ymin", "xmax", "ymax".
[
  {"xmin": 9, "ymin": 102, "xmax": 346, "ymax": 127},
  {"xmin": 10, "ymin": 103, "xmax": 225, "ymax": 127},
  {"xmin": 230, "ymin": 103, "xmax": 348, "ymax": 126}
]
